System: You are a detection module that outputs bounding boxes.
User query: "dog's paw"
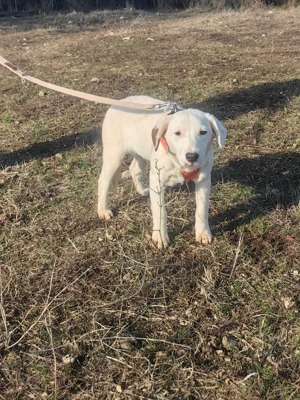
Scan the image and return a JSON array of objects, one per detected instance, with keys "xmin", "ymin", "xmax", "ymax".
[
  {"xmin": 98, "ymin": 208, "xmax": 114, "ymax": 220},
  {"xmin": 152, "ymin": 231, "xmax": 170, "ymax": 249},
  {"xmin": 196, "ymin": 230, "xmax": 213, "ymax": 244}
]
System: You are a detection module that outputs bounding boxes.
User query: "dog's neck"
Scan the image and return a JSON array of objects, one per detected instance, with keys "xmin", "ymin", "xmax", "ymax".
[{"xmin": 159, "ymin": 137, "xmax": 200, "ymax": 181}]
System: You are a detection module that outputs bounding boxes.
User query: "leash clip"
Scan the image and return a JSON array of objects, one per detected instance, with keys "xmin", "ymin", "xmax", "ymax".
[
  {"xmin": 167, "ymin": 102, "xmax": 178, "ymax": 114},
  {"xmin": 152, "ymin": 102, "xmax": 178, "ymax": 114}
]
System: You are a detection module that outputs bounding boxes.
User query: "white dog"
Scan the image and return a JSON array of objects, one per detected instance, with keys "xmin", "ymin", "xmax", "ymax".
[{"xmin": 98, "ymin": 96, "xmax": 227, "ymax": 248}]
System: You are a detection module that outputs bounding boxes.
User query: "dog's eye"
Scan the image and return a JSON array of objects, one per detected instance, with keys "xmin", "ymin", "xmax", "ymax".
[
  {"xmin": 174, "ymin": 131, "xmax": 181, "ymax": 136},
  {"xmin": 199, "ymin": 130, "xmax": 207, "ymax": 136}
]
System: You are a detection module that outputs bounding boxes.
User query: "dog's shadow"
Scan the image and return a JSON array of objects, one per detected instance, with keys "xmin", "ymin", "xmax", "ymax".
[
  {"xmin": 187, "ymin": 79, "xmax": 300, "ymax": 120},
  {"xmin": 210, "ymin": 152, "xmax": 300, "ymax": 233},
  {"xmin": 0, "ymin": 129, "xmax": 101, "ymax": 168}
]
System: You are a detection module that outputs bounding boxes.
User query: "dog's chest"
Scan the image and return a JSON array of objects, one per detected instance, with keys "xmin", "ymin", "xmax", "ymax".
[{"xmin": 163, "ymin": 168, "xmax": 185, "ymax": 187}]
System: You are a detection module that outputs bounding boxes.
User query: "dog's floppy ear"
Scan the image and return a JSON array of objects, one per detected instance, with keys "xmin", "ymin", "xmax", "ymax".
[
  {"xmin": 151, "ymin": 117, "xmax": 170, "ymax": 151},
  {"xmin": 206, "ymin": 113, "xmax": 227, "ymax": 149}
]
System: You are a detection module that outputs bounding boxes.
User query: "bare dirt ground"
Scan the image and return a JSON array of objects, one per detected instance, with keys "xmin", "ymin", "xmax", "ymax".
[{"xmin": 0, "ymin": 6, "xmax": 300, "ymax": 400}]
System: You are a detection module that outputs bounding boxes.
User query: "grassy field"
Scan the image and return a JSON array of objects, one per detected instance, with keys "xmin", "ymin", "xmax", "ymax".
[{"xmin": 0, "ymin": 6, "xmax": 300, "ymax": 400}]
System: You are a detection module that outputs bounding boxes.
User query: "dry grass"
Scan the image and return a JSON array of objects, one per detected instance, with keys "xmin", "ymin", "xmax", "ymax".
[{"xmin": 0, "ymin": 6, "xmax": 300, "ymax": 400}]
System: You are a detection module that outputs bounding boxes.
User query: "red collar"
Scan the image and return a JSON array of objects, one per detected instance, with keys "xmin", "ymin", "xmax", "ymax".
[
  {"xmin": 160, "ymin": 138, "xmax": 200, "ymax": 181},
  {"xmin": 180, "ymin": 168, "xmax": 200, "ymax": 181}
]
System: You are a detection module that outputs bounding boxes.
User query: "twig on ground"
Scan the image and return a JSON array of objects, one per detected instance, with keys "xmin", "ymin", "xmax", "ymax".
[
  {"xmin": 7, "ymin": 263, "xmax": 94, "ymax": 349},
  {"xmin": 230, "ymin": 230, "xmax": 244, "ymax": 278},
  {"xmin": 45, "ymin": 312, "xmax": 58, "ymax": 399}
]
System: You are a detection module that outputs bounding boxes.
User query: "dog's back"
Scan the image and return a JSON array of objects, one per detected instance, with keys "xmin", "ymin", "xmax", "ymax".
[{"xmin": 102, "ymin": 96, "xmax": 172, "ymax": 161}]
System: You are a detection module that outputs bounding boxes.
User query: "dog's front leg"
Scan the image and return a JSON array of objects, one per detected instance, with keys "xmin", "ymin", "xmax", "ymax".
[
  {"xmin": 149, "ymin": 169, "xmax": 170, "ymax": 249},
  {"xmin": 195, "ymin": 176, "xmax": 212, "ymax": 244}
]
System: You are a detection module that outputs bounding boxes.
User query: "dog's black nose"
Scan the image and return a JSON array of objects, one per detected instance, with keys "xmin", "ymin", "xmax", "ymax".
[{"xmin": 186, "ymin": 152, "xmax": 199, "ymax": 163}]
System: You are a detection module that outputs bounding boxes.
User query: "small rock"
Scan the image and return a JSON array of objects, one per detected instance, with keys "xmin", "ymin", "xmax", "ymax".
[
  {"xmin": 116, "ymin": 384, "xmax": 122, "ymax": 393},
  {"xmin": 62, "ymin": 355, "xmax": 75, "ymax": 365},
  {"xmin": 54, "ymin": 153, "xmax": 63, "ymax": 160},
  {"xmin": 106, "ymin": 233, "xmax": 116, "ymax": 242},
  {"xmin": 282, "ymin": 297, "xmax": 295, "ymax": 309}
]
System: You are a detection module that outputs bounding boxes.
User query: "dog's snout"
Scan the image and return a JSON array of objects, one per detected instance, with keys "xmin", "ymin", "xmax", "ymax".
[{"xmin": 186, "ymin": 152, "xmax": 199, "ymax": 163}]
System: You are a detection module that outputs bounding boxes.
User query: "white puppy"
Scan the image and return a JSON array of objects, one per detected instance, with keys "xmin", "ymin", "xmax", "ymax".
[{"xmin": 98, "ymin": 96, "xmax": 227, "ymax": 248}]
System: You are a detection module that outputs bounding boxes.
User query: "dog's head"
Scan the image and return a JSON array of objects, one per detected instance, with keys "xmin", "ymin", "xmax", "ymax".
[{"xmin": 152, "ymin": 109, "xmax": 227, "ymax": 169}]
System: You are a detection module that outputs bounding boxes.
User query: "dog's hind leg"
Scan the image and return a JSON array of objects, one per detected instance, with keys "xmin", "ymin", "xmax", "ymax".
[
  {"xmin": 129, "ymin": 156, "xmax": 149, "ymax": 196},
  {"xmin": 97, "ymin": 149, "xmax": 124, "ymax": 220}
]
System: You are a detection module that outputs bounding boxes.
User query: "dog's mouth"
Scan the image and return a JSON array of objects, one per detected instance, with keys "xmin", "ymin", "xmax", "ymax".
[{"xmin": 182, "ymin": 161, "xmax": 201, "ymax": 169}]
